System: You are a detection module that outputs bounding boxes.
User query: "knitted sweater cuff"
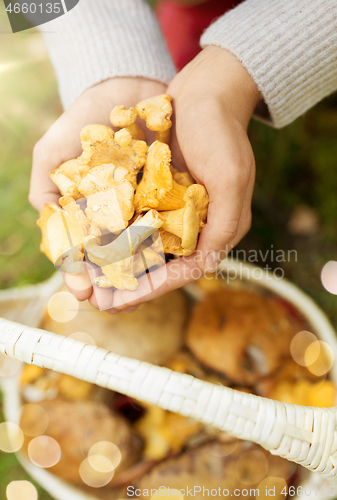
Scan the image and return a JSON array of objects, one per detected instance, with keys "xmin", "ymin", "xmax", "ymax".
[
  {"xmin": 201, "ymin": 0, "xmax": 337, "ymax": 128},
  {"xmin": 40, "ymin": 0, "xmax": 177, "ymax": 110}
]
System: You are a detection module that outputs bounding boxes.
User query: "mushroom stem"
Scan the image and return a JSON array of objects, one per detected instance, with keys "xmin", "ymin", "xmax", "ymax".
[{"xmin": 85, "ymin": 209, "xmax": 163, "ymax": 268}]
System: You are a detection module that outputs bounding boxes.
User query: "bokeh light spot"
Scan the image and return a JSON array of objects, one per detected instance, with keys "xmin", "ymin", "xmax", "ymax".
[
  {"xmin": 305, "ymin": 341, "xmax": 334, "ymax": 376},
  {"xmin": 79, "ymin": 457, "xmax": 114, "ymax": 488},
  {"xmin": 47, "ymin": 292, "xmax": 79, "ymax": 323},
  {"xmin": 6, "ymin": 481, "xmax": 37, "ymax": 500},
  {"xmin": 0, "ymin": 422, "xmax": 24, "ymax": 453},
  {"xmin": 0, "ymin": 354, "xmax": 22, "ymax": 378},
  {"xmin": 290, "ymin": 331, "xmax": 317, "ymax": 366},
  {"xmin": 208, "ymin": 440, "xmax": 238, "ymax": 457},
  {"xmin": 69, "ymin": 332, "xmax": 96, "ymax": 346},
  {"xmin": 19, "ymin": 404, "xmax": 49, "ymax": 437},
  {"xmin": 88, "ymin": 441, "xmax": 121, "ymax": 472},
  {"xmin": 235, "ymin": 450, "xmax": 268, "ymax": 485},
  {"xmin": 321, "ymin": 261, "xmax": 337, "ymax": 295},
  {"xmin": 28, "ymin": 436, "xmax": 61, "ymax": 468}
]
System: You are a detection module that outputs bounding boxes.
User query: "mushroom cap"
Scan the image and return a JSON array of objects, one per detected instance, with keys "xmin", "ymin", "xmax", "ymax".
[
  {"xmin": 20, "ymin": 398, "xmax": 142, "ymax": 487},
  {"xmin": 97, "ymin": 256, "xmax": 139, "ymax": 290},
  {"xmin": 80, "ymin": 124, "xmax": 114, "ymax": 153},
  {"xmin": 37, "ymin": 203, "xmax": 87, "ymax": 269},
  {"xmin": 136, "ymin": 94, "xmax": 173, "ymax": 132},
  {"xmin": 79, "ymin": 164, "xmax": 134, "ymax": 233},
  {"xmin": 49, "ymin": 159, "xmax": 83, "ymax": 200},
  {"xmin": 170, "ymin": 165, "xmax": 195, "ymax": 187},
  {"xmin": 77, "ymin": 125, "xmax": 142, "ymax": 180},
  {"xmin": 114, "ymin": 128, "xmax": 133, "ymax": 148},
  {"xmin": 37, "ymin": 203, "xmax": 64, "ymax": 262},
  {"xmin": 110, "ymin": 105, "xmax": 137, "ymax": 128}
]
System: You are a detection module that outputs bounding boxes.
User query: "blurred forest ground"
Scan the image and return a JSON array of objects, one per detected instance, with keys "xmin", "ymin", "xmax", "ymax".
[{"xmin": 0, "ymin": 0, "xmax": 336, "ymax": 497}]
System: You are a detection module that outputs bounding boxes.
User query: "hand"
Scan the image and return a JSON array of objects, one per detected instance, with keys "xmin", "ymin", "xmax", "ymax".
[
  {"xmin": 30, "ymin": 77, "xmax": 167, "ymax": 212},
  {"xmin": 103, "ymin": 46, "xmax": 261, "ymax": 312},
  {"xmin": 29, "ymin": 77, "xmax": 167, "ymax": 308}
]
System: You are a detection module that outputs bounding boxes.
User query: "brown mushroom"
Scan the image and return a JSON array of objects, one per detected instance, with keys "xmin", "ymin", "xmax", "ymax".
[{"xmin": 135, "ymin": 141, "xmax": 187, "ymax": 212}]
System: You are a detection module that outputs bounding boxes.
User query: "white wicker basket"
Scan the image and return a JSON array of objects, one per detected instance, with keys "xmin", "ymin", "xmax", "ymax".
[{"xmin": 1, "ymin": 262, "xmax": 337, "ymax": 500}]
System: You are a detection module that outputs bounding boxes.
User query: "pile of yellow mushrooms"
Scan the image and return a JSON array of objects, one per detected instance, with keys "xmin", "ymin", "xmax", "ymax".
[{"xmin": 37, "ymin": 94, "xmax": 209, "ymax": 291}]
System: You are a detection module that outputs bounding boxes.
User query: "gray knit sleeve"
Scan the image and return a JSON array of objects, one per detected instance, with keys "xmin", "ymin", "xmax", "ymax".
[
  {"xmin": 201, "ymin": 0, "xmax": 337, "ymax": 128},
  {"xmin": 40, "ymin": 0, "xmax": 177, "ymax": 110}
]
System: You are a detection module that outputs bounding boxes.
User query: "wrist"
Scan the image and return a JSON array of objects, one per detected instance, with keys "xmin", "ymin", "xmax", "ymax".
[
  {"xmin": 172, "ymin": 46, "xmax": 261, "ymax": 129},
  {"xmin": 201, "ymin": 46, "xmax": 261, "ymax": 126}
]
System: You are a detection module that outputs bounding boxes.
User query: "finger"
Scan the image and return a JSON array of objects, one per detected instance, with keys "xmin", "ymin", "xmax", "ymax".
[
  {"xmin": 223, "ymin": 165, "xmax": 255, "ymax": 251},
  {"xmin": 110, "ymin": 255, "xmax": 203, "ymax": 309},
  {"xmin": 63, "ymin": 269, "xmax": 93, "ymax": 302}
]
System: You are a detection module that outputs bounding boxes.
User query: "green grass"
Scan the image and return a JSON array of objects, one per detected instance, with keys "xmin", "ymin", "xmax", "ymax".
[{"xmin": 0, "ymin": 0, "xmax": 337, "ymax": 498}]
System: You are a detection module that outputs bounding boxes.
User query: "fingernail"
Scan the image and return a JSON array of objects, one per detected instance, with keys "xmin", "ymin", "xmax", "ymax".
[{"xmin": 205, "ymin": 252, "xmax": 219, "ymax": 272}]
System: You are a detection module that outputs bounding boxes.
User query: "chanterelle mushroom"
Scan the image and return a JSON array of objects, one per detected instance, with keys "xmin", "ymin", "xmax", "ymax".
[
  {"xmin": 77, "ymin": 124, "xmax": 146, "ymax": 188},
  {"xmin": 184, "ymin": 184, "xmax": 209, "ymax": 231},
  {"xmin": 170, "ymin": 165, "xmax": 195, "ymax": 188},
  {"xmin": 133, "ymin": 243, "xmax": 165, "ymax": 276},
  {"xmin": 49, "ymin": 159, "xmax": 84, "ymax": 200},
  {"xmin": 160, "ymin": 201, "xmax": 198, "ymax": 255},
  {"xmin": 37, "ymin": 200, "xmax": 100, "ymax": 273},
  {"xmin": 159, "ymin": 184, "xmax": 208, "ymax": 254},
  {"xmin": 85, "ymin": 210, "xmax": 163, "ymax": 290},
  {"xmin": 158, "ymin": 229, "xmax": 187, "ymax": 256},
  {"xmin": 89, "ymin": 210, "xmax": 164, "ymax": 290},
  {"xmin": 135, "ymin": 141, "xmax": 187, "ymax": 213},
  {"xmin": 110, "ymin": 105, "xmax": 145, "ymax": 141},
  {"xmin": 85, "ymin": 209, "xmax": 163, "ymax": 267},
  {"xmin": 49, "ymin": 160, "xmax": 80, "ymax": 196},
  {"xmin": 78, "ymin": 164, "xmax": 134, "ymax": 234},
  {"xmin": 136, "ymin": 94, "xmax": 173, "ymax": 132}
]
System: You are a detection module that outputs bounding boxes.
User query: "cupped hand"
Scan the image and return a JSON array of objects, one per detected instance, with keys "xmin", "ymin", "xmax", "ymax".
[
  {"xmin": 88, "ymin": 46, "xmax": 261, "ymax": 314},
  {"xmin": 29, "ymin": 77, "xmax": 167, "ymax": 308},
  {"xmin": 29, "ymin": 77, "xmax": 167, "ymax": 212}
]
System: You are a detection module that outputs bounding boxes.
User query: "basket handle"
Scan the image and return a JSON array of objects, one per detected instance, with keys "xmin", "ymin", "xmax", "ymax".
[{"xmin": 1, "ymin": 316, "xmax": 337, "ymax": 478}]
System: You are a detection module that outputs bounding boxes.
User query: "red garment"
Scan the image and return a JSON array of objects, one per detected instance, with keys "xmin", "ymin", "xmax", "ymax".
[{"xmin": 156, "ymin": 0, "xmax": 242, "ymax": 70}]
